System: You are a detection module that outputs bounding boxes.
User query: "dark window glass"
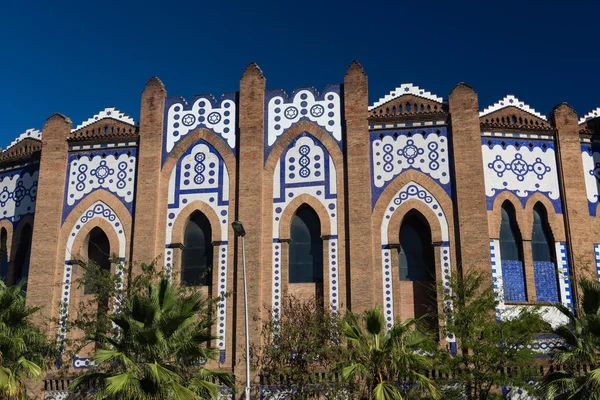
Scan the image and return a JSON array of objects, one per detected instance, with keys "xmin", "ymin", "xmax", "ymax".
[
  {"xmin": 532, "ymin": 204, "xmax": 554, "ymax": 262},
  {"xmin": 13, "ymin": 224, "xmax": 32, "ymax": 290},
  {"xmin": 499, "ymin": 202, "xmax": 523, "ymax": 261},
  {"xmin": 0, "ymin": 228, "xmax": 7, "ymax": 281},
  {"xmin": 289, "ymin": 206, "xmax": 323, "ymax": 283},
  {"xmin": 399, "ymin": 212, "xmax": 435, "ymax": 281},
  {"xmin": 85, "ymin": 227, "xmax": 111, "ymax": 294},
  {"xmin": 182, "ymin": 212, "xmax": 212, "ymax": 286}
]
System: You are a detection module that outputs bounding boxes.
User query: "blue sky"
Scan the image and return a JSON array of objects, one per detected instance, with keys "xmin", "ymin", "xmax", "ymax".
[{"xmin": 0, "ymin": 0, "xmax": 597, "ymax": 146}]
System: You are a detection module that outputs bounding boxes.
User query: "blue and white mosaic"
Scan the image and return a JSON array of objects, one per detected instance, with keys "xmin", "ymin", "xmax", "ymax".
[
  {"xmin": 272, "ymin": 134, "xmax": 339, "ymax": 317},
  {"xmin": 0, "ymin": 166, "xmax": 38, "ymax": 224},
  {"xmin": 58, "ymin": 201, "xmax": 126, "ymax": 366},
  {"xmin": 5, "ymin": 128, "xmax": 42, "ymax": 149},
  {"xmin": 165, "ymin": 139, "xmax": 230, "ymax": 360},
  {"xmin": 581, "ymin": 143, "xmax": 600, "ymax": 215},
  {"xmin": 594, "ymin": 244, "xmax": 600, "ymax": 282},
  {"xmin": 72, "ymin": 107, "xmax": 135, "ymax": 132},
  {"xmin": 482, "ymin": 139, "xmax": 561, "ymax": 213},
  {"xmin": 163, "ymin": 94, "xmax": 237, "ymax": 160},
  {"xmin": 491, "ymin": 239, "xmax": 571, "ymax": 327},
  {"xmin": 43, "ymin": 391, "xmax": 69, "ymax": 400},
  {"xmin": 371, "ymin": 128, "xmax": 451, "ymax": 206},
  {"xmin": 379, "ymin": 182, "xmax": 451, "ymax": 337},
  {"xmin": 265, "ymin": 86, "xmax": 342, "ymax": 159},
  {"xmin": 369, "ymin": 83, "xmax": 444, "ymax": 111},
  {"xmin": 63, "ymin": 148, "xmax": 137, "ymax": 221},
  {"xmin": 480, "ymin": 95, "xmax": 547, "ymax": 121}
]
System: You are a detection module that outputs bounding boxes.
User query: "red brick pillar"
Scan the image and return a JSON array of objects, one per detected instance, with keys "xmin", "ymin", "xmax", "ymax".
[
  {"xmin": 448, "ymin": 84, "xmax": 491, "ymax": 271},
  {"xmin": 27, "ymin": 113, "xmax": 71, "ymax": 319},
  {"xmin": 551, "ymin": 104, "xmax": 595, "ymax": 285},
  {"xmin": 343, "ymin": 61, "xmax": 375, "ymax": 312},
  {"xmin": 235, "ymin": 63, "xmax": 266, "ymax": 374},
  {"xmin": 131, "ymin": 77, "xmax": 167, "ymax": 264}
]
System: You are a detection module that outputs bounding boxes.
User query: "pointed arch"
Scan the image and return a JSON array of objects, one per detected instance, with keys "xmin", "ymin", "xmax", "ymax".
[
  {"xmin": 289, "ymin": 205, "xmax": 324, "ymax": 284},
  {"xmin": 500, "ymin": 201, "xmax": 523, "ymax": 262},
  {"xmin": 265, "ymin": 121, "xmax": 344, "ymax": 172},
  {"xmin": 490, "ymin": 192, "xmax": 526, "ymax": 239},
  {"xmin": 524, "ymin": 193, "xmax": 565, "ymax": 242},
  {"xmin": 278, "ymin": 194, "xmax": 331, "ymax": 240},
  {"xmin": 84, "ymin": 227, "xmax": 111, "ymax": 295},
  {"xmin": 12, "ymin": 222, "xmax": 32, "ymax": 287},
  {"xmin": 499, "ymin": 201, "xmax": 527, "ymax": 302},
  {"xmin": 531, "ymin": 202, "xmax": 560, "ymax": 303},
  {"xmin": 181, "ymin": 211, "xmax": 213, "ymax": 287},
  {"xmin": 398, "ymin": 210, "xmax": 435, "ymax": 282}
]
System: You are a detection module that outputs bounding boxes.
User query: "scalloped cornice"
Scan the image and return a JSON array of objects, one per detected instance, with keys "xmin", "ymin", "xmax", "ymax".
[
  {"xmin": 72, "ymin": 107, "xmax": 136, "ymax": 132},
  {"xmin": 480, "ymin": 95, "xmax": 547, "ymax": 121},
  {"xmin": 579, "ymin": 107, "xmax": 600, "ymax": 125},
  {"xmin": 5, "ymin": 128, "xmax": 42, "ymax": 150},
  {"xmin": 369, "ymin": 84, "xmax": 443, "ymax": 111}
]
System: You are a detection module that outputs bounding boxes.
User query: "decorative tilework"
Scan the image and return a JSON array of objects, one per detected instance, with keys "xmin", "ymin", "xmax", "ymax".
[
  {"xmin": 555, "ymin": 242, "xmax": 573, "ymax": 311},
  {"xmin": 579, "ymin": 107, "xmax": 600, "ymax": 124},
  {"xmin": 69, "ymin": 141, "xmax": 137, "ymax": 151},
  {"xmin": 482, "ymin": 138, "xmax": 561, "ymax": 213},
  {"xmin": 480, "ymin": 95, "xmax": 547, "ymax": 121},
  {"xmin": 369, "ymin": 120, "xmax": 447, "ymax": 130},
  {"xmin": 43, "ymin": 391, "xmax": 69, "ymax": 400},
  {"xmin": 501, "ymin": 260, "xmax": 527, "ymax": 302},
  {"xmin": 260, "ymin": 386, "xmax": 295, "ymax": 400},
  {"xmin": 165, "ymin": 139, "xmax": 230, "ymax": 359},
  {"xmin": 370, "ymin": 128, "xmax": 452, "ymax": 206},
  {"xmin": 481, "ymin": 131, "xmax": 553, "ymax": 140},
  {"xmin": 58, "ymin": 201, "xmax": 126, "ymax": 365},
  {"xmin": 493, "ymin": 240, "xmax": 573, "ymax": 327},
  {"xmin": 63, "ymin": 148, "xmax": 137, "ymax": 221},
  {"xmin": 380, "ymin": 182, "xmax": 450, "ymax": 329},
  {"xmin": 271, "ymin": 134, "xmax": 339, "ymax": 316},
  {"xmin": 381, "ymin": 248, "xmax": 393, "ymax": 329},
  {"xmin": 380, "ymin": 182, "xmax": 449, "ymax": 243},
  {"xmin": 581, "ymin": 143, "xmax": 600, "ymax": 215},
  {"xmin": 533, "ymin": 261, "xmax": 559, "ymax": 303},
  {"xmin": 369, "ymin": 83, "xmax": 443, "ymax": 111},
  {"xmin": 594, "ymin": 244, "xmax": 600, "ymax": 282},
  {"xmin": 72, "ymin": 107, "xmax": 135, "ymax": 132},
  {"xmin": 163, "ymin": 94, "xmax": 237, "ymax": 160},
  {"xmin": 5, "ymin": 128, "xmax": 42, "ymax": 149},
  {"xmin": 490, "ymin": 239, "xmax": 504, "ymax": 318},
  {"xmin": 0, "ymin": 166, "xmax": 38, "ymax": 225},
  {"xmin": 502, "ymin": 384, "xmax": 537, "ymax": 400},
  {"xmin": 73, "ymin": 356, "xmax": 95, "ymax": 369},
  {"xmin": 265, "ymin": 86, "xmax": 342, "ymax": 160}
]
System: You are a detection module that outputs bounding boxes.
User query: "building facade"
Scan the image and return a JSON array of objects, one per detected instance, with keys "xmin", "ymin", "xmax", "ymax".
[{"xmin": 2, "ymin": 62, "xmax": 600, "ymax": 396}]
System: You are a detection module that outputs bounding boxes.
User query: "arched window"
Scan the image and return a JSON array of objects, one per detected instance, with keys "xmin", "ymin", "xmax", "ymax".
[
  {"xmin": 499, "ymin": 202, "xmax": 526, "ymax": 302},
  {"xmin": 289, "ymin": 206, "xmax": 323, "ymax": 283},
  {"xmin": 0, "ymin": 228, "xmax": 7, "ymax": 281},
  {"xmin": 182, "ymin": 212, "xmax": 213, "ymax": 287},
  {"xmin": 398, "ymin": 211, "xmax": 435, "ymax": 282},
  {"xmin": 13, "ymin": 224, "xmax": 32, "ymax": 289},
  {"xmin": 532, "ymin": 203, "xmax": 559, "ymax": 302},
  {"xmin": 85, "ymin": 227, "xmax": 111, "ymax": 295},
  {"xmin": 499, "ymin": 203, "xmax": 523, "ymax": 262},
  {"xmin": 532, "ymin": 204, "xmax": 554, "ymax": 262}
]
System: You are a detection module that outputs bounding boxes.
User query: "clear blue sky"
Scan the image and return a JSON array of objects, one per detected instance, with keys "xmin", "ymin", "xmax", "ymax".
[{"xmin": 1, "ymin": 0, "xmax": 597, "ymax": 146}]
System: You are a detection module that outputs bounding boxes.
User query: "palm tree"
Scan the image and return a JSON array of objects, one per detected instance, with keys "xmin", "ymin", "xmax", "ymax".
[
  {"xmin": 69, "ymin": 277, "xmax": 234, "ymax": 400},
  {"xmin": 540, "ymin": 277, "xmax": 600, "ymax": 400},
  {"xmin": 0, "ymin": 280, "xmax": 56, "ymax": 399},
  {"xmin": 341, "ymin": 307, "xmax": 440, "ymax": 400}
]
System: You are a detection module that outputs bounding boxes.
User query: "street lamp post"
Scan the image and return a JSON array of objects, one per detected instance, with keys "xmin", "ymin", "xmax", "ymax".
[{"xmin": 231, "ymin": 221, "xmax": 250, "ymax": 400}]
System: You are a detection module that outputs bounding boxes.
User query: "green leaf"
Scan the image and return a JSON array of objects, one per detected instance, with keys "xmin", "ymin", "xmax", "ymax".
[{"xmin": 372, "ymin": 380, "xmax": 402, "ymax": 400}]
